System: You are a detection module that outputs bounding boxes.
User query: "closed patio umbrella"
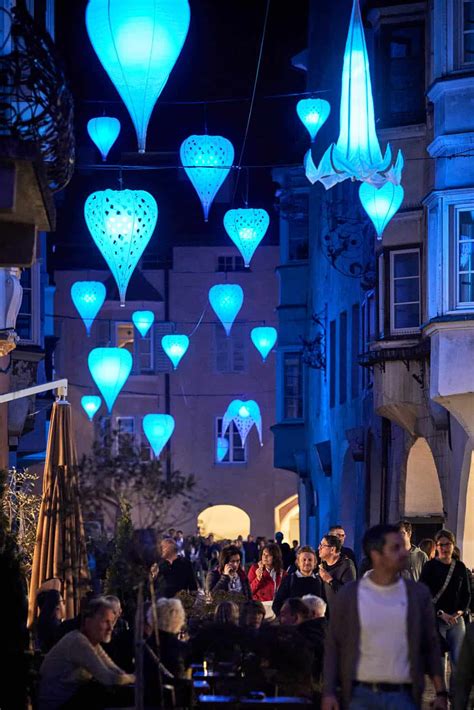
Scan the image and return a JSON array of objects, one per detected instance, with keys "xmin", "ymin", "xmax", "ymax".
[{"xmin": 28, "ymin": 398, "xmax": 90, "ymax": 626}]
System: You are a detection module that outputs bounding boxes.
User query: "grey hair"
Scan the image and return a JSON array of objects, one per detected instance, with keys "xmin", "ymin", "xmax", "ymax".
[
  {"xmin": 82, "ymin": 597, "xmax": 116, "ymax": 620},
  {"xmin": 147, "ymin": 598, "xmax": 186, "ymax": 635},
  {"xmin": 302, "ymin": 594, "xmax": 327, "ymax": 618}
]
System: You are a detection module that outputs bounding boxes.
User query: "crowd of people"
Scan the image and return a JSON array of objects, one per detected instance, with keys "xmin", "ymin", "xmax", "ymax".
[{"xmin": 31, "ymin": 521, "xmax": 474, "ymax": 709}]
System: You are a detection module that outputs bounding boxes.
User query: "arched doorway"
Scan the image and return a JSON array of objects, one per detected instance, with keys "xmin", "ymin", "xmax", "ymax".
[
  {"xmin": 275, "ymin": 494, "xmax": 300, "ymax": 544},
  {"xmin": 458, "ymin": 447, "xmax": 474, "ymax": 568},
  {"xmin": 404, "ymin": 438, "xmax": 443, "ymax": 517},
  {"xmin": 197, "ymin": 505, "xmax": 250, "ymax": 540}
]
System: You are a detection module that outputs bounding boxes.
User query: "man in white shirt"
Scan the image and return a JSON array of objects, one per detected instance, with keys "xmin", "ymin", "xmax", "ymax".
[{"xmin": 322, "ymin": 524, "xmax": 447, "ymax": 710}]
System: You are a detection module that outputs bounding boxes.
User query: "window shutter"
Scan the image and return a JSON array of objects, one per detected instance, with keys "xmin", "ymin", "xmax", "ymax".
[
  {"xmin": 232, "ymin": 324, "xmax": 246, "ymax": 372},
  {"xmin": 154, "ymin": 322, "xmax": 174, "ymax": 372}
]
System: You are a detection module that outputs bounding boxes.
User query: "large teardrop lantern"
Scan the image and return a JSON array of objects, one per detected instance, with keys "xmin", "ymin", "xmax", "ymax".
[
  {"xmin": 132, "ymin": 310, "xmax": 155, "ymax": 337},
  {"xmin": 222, "ymin": 399, "xmax": 263, "ymax": 447},
  {"xmin": 161, "ymin": 334, "xmax": 189, "ymax": 370},
  {"xmin": 208, "ymin": 284, "xmax": 243, "ymax": 336},
  {"xmin": 84, "ymin": 189, "xmax": 158, "ymax": 306},
  {"xmin": 223, "ymin": 208, "xmax": 269, "ymax": 267},
  {"xmin": 296, "ymin": 98, "xmax": 330, "ymax": 143},
  {"xmin": 143, "ymin": 413, "xmax": 175, "ymax": 457},
  {"xmin": 71, "ymin": 281, "xmax": 106, "ymax": 336},
  {"xmin": 359, "ymin": 182, "xmax": 404, "ymax": 238},
  {"xmin": 180, "ymin": 135, "xmax": 234, "ymax": 221},
  {"xmin": 86, "ymin": 0, "xmax": 190, "ymax": 152},
  {"xmin": 87, "ymin": 117, "xmax": 121, "ymax": 161},
  {"xmin": 251, "ymin": 326, "xmax": 277, "ymax": 362},
  {"xmin": 88, "ymin": 347, "xmax": 133, "ymax": 412}
]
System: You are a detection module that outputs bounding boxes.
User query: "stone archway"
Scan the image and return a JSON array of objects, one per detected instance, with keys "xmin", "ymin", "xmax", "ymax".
[
  {"xmin": 197, "ymin": 505, "xmax": 250, "ymax": 540},
  {"xmin": 275, "ymin": 494, "xmax": 300, "ymax": 544},
  {"xmin": 404, "ymin": 438, "xmax": 443, "ymax": 517}
]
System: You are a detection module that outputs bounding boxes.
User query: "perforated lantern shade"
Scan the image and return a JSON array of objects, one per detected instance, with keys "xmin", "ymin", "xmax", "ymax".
[
  {"xmin": 250, "ymin": 326, "xmax": 277, "ymax": 362},
  {"xmin": 71, "ymin": 281, "xmax": 106, "ymax": 336},
  {"xmin": 81, "ymin": 395, "xmax": 102, "ymax": 421},
  {"xmin": 180, "ymin": 134, "xmax": 234, "ymax": 221},
  {"xmin": 223, "ymin": 208, "xmax": 269, "ymax": 267},
  {"xmin": 161, "ymin": 334, "xmax": 189, "ymax": 370},
  {"xmin": 296, "ymin": 98, "xmax": 330, "ymax": 142},
  {"xmin": 222, "ymin": 399, "xmax": 262, "ymax": 447},
  {"xmin": 88, "ymin": 347, "xmax": 133, "ymax": 412},
  {"xmin": 84, "ymin": 189, "xmax": 158, "ymax": 306},
  {"xmin": 208, "ymin": 284, "xmax": 243, "ymax": 336},
  {"xmin": 143, "ymin": 413, "xmax": 175, "ymax": 457},
  {"xmin": 87, "ymin": 117, "xmax": 121, "ymax": 161},
  {"xmin": 86, "ymin": 0, "xmax": 190, "ymax": 153}
]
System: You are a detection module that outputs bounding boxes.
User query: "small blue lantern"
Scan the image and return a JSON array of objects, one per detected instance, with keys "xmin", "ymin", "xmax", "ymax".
[
  {"xmin": 84, "ymin": 189, "xmax": 158, "ymax": 306},
  {"xmin": 71, "ymin": 281, "xmax": 106, "ymax": 336},
  {"xmin": 209, "ymin": 284, "xmax": 243, "ymax": 336},
  {"xmin": 132, "ymin": 310, "xmax": 155, "ymax": 337},
  {"xmin": 87, "ymin": 117, "xmax": 121, "ymax": 161},
  {"xmin": 143, "ymin": 413, "xmax": 175, "ymax": 457},
  {"xmin": 359, "ymin": 182, "xmax": 404, "ymax": 238},
  {"xmin": 222, "ymin": 399, "xmax": 262, "ymax": 447},
  {"xmin": 216, "ymin": 436, "xmax": 229, "ymax": 463},
  {"xmin": 296, "ymin": 98, "xmax": 330, "ymax": 142},
  {"xmin": 161, "ymin": 334, "xmax": 189, "ymax": 370},
  {"xmin": 86, "ymin": 0, "xmax": 190, "ymax": 153},
  {"xmin": 81, "ymin": 395, "xmax": 102, "ymax": 421},
  {"xmin": 251, "ymin": 326, "xmax": 277, "ymax": 362},
  {"xmin": 180, "ymin": 135, "xmax": 234, "ymax": 221},
  {"xmin": 223, "ymin": 208, "xmax": 270, "ymax": 267},
  {"xmin": 88, "ymin": 347, "xmax": 133, "ymax": 412}
]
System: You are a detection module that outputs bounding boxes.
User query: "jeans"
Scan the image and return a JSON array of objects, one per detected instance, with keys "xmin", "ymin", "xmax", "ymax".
[
  {"xmin": 438, "ymin": 616, "xmax": 466, "ymax": 692},
  {"xmin": 349, "ymin": 685, "xmax": 419, "ymax": 710}
]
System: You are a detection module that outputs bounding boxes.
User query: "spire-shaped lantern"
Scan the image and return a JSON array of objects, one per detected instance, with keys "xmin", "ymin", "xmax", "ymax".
[
  {"xmin": 251, "ymin": 326, "xmax": 277, "ymax": 362},
  {"xmin": 86, "ymin": 0, "xmax": 190, "ymax": 153},
  {"xmin": 180, "ymin": 135, "xmax": 234, "ymax": 221},
  {"xmin": 88, "ymin": 347, "xmax": 133, "ymax": 412},
  {"xmin": 208, "ymin": 284, "xmax": 243, "ymax": 336},
  {"xmin": 71, "ymin": 281, "xmax": 106, "ymax": 336},
  {"xmin": 84, "ymin": 189, "xmax": 158, "ymax": 306},
  {"xmin": 304, "ymin": 0, "xmax": 403, "ymax": 190},
  {"xmin": 87, "ymin": 117, "xmax": 121, "ymax": 161},
  {"xmin": 359, "ymin": 182, "xmax": 404, "ymax": 238},
  {"xmin": 161, "ymin": 334, "xmax": 189, "ymax": 370},
  {"xmin": 143, "ymin": 413, "xmax": 175, "ymax": 457},
  {"xmin": 223, "ymin": 208, "xmax": 269, "ymax": 267},
  {"xmin": 296, "ymin": 98, "xmax": 330, "ymax": 143},
  {"xmin": 222, "ymin": 399, "xmax": 262, "ymax": 447},
  {"xmin": 81, "ymin": 395, "xmax": 102, "ymax": 421},
  {"xmin": 132, "ymin": 310, "xmax": 155, "ymax": 337}
]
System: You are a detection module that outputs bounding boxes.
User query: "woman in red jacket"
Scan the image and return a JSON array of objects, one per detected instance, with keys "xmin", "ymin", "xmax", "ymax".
[{"xmin": 248, "ymin": 542, "xmax": 285, "ymax": 602}]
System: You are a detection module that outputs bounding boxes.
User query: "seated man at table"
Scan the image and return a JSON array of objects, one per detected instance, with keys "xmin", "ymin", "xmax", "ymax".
[{"xmin": 38, "ymin": 597, "xmax": 135, "ymax": 710}]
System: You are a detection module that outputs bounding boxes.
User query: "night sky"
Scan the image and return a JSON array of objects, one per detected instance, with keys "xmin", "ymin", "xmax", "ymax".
[{"xmin": 51, "ymin": 0, "xmax": 310, "ymax": 271}]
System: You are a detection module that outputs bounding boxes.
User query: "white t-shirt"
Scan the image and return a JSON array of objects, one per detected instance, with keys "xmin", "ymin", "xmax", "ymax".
[{"xmin": 356, "ymin": 573, "xmax": 410, "ymax": 683}]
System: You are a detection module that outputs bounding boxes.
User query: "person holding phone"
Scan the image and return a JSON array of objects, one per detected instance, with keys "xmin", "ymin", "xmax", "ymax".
[
  {"xmin": 205, "ymin": 544, "xmax": 252, "ymax": 599},
  {"xmin": 248, "ymin": 543, "xmax": 285, "ymax": 602}
]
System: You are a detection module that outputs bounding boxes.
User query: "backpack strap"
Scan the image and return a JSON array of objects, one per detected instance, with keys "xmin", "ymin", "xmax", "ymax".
[{"xmin": 432, "ymin": 560, "xmax": 456, "ymax": 605}]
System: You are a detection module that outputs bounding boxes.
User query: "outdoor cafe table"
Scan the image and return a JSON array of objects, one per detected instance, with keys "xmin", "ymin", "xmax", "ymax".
[{"xmin": 198, "ymin": 695, "xmax": 313, "ymax": 706}]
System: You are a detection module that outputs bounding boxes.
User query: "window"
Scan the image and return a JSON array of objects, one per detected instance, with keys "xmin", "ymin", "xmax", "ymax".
[
  {"xmin": 216, "ymin": 255, "xmax": 245, "ymax": 272},
  {"xmin": 361, "ymin": 293, "xmax": 375, "ymax": 389},
  {"xmin": 457, "ymin": 211, "xmax": 474, "ymax": 305},
  {"xmin": 116, "ymin": 416, "xmax": 134, "ymax": 454},
  {"xmin": 216, "ymin": 417, "xmax": 247, "ymax": 464},
  {"xmin": 283, "ymin": 351, "xmax": 303, "ymax": 419},
  {"xmin": 115, "ymin": 322, "xmax": 154, "ymax": 374},
  {"xmin": 390, "ymin": 250, "xmax": 421, "ymax": 333},
  {"xmin": 17, "ymin": 266, "xmax": 40, "ymax": 344},
  {"xmin": 339, "ymin": 312, "xmax": 347, "ymax": 405},
  {"xmin": 214, "ymin": 323, "xmax": 246, "ymax": 373},
  {"xmin": 288, "ymin": 194, "xmax": 309, "ymax": 261},
  {"xmin": 463, "ymin": 1, "xmax": 474, "ymax": 64},
  {"xmin": 329, "ymin": 320, "xmax": 336, "ymax": 408},
  {"xmin": 351, "ymin": 304, "xmax": 360, "ymax": 399}
]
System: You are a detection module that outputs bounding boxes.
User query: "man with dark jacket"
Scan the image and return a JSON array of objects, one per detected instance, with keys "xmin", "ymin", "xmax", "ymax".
[
  {"xmin": 322, "ymin": 524, "xmax": 447, "ymax": 710},
  {"xmin": 154, "ymin": 539, "xmax": 198, "ymax": 598},
  {"xmin": 328, "ymin": 525, "xmax": 357, "ymax": 568},
  {"xmin": 318, "ymin": 534, "xmax": 356, "ymax": 614}
]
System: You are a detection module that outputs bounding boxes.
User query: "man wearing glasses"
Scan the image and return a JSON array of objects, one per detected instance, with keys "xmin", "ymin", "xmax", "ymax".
[
  {"xmin": 328, "ymin": 525, "xmax": 357, "ymax": 567},
  {"xmin": 318, "ymin": 534, "xmax": 356, "ymax": 614}
]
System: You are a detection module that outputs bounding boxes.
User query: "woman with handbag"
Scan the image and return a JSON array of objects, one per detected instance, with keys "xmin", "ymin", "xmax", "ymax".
[{"xmin": 420, "ymin": 529, "xmax": 471, "ymax": 695}]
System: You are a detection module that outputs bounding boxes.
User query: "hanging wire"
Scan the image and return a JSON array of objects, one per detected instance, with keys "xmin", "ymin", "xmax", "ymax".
[{"xmin": 187, "ymin": 306, "xmax": 207, "ymax": 338}]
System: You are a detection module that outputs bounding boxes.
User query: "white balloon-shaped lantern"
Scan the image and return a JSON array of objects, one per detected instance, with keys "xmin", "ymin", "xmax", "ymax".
[
  {"xmin": 132, "ymin": 310, "xmax": 155, "ymax": 337},
  {"xmin": 87, "ymin": 117, "xmax": 121, "ymax": 161},
  {"xmin": 88, "ymin": 347, "xmax": 133, "ymax": 412},
  {"xmin": 208, "ymin": 284, "xmax": 243, "ymax": 336},
  {"xmin": 143, "ymin": 413, "xmax": 175, "ymax": 457},
  {"xmin": 70, "ymin": 281, "xmax": 106, "ymax": 336},
  {"xmin": 223, "ymin": 208, "xmax": 270, "ymax": 267},
  {"xmin": 161, "ymin": 334, "xmax": 189, "ymax": 370},
  {"xmin": 81, "ymin": 395, "xmax": 102, "ymax": 421},
  {"xmin": 84, "ymin": 189, "xmax": 158, "ymax": 306},
  {"xmin": 250, "ymin": 326, "xmax": 277, "ymax": 362},
  {"xmin": 222, "ymin": 399, "xmax": 262, "ymax": 447}
]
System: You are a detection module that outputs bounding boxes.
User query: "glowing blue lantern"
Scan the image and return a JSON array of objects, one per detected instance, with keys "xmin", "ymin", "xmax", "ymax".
[
  {"xmin": 88, "ymin": 347, "xmax": 133, "ymax": 412},
  {"xmin": 180, "ymin": 135, "xmax": 234, "ymax": 221},
  {"xmin": 305, "ymin": 0, "xmax": 403, "ymax": 190},
  {"xmin": 71, "ymin": 281, "xmax": 106, "ymax": 336},
  {"xmin": 87, "ymin": 117, "xmax": 121, "ymax": 161},
  {"xmin": 84, "ymin": 189, "xmax": 158, "ymax": 306},
  {"xmin": 223, "ymin": 208, "xmax": 270, "ymax": 267},
  {"xmin": 251, "ymin": 326, "xmax": 277, "ymax": 362},
  {"xmin": 216, "ymin": 436, "xmax": 229, "ymax": 462},
  {"xmin": 209, "ymin": 284, "xmax": 243, "ymax": 336},
  {"xmin": 359, "ymin": 182, "xmax": 404, "ymax": 239},
  {"xmin": 86, "ymin": 0, "xmax": 190, "ymax": 153},
  {"xmin": 222, "ymin": 399, "xmax": 262, "ymax": 447},
  {"xmin": 143, "ymin": 413, "xmax": 175, "ymax": 457},
  {"xmin": 132, "ymin": 310, "xmax": 155, "ymax": 337},
  {"xmin": 296, "ymin": 98, "xmax": 330, "ymax": 142},
  {"xmin": 161, "ymin": 334, "xmax": 189, "ymax": 370},
  {"xmin": 81, "ymin": 395, "xmax": 102, "ymax": 421}
]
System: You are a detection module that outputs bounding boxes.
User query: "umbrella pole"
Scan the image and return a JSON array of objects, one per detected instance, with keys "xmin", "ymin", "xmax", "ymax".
[
  {"xmin": 149, "ymin": 574, "xmax": 164, "ymax": 708},
  {"xmin": 134, "ymin": 584, "xmax": 144, "ymax": 710}
]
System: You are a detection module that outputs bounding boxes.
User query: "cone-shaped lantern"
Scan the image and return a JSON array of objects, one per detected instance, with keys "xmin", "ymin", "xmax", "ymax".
[
  {"xmin": 87, "ymin": 117, "xmax": 121, "ymax": 161},
  {"xmin": 223, "ymin": 208, "xmax": 269, "ymax": 267},
  {"xmin": 296, "ymin": 98, "xmax": 330, "ymax": 142},
  {"xmin": 143, "ymin": 413, "xmax": 175, "ymax": 457},
  {"xmin": 209, "ymin": 284, "xmax": 243, "ymax": 336},
  {"xmin": 359, "ymin": 182, "xmax": 404, "ymax": 239},
  {"xmin": 81, "ymin": 395, "xmax": 102, "ymax": 421},
  {"xmin": 88, "ymin": 347, "xmax": 133, "ymax": 412},
  {"xmin": 132, "ymin": 310, "xmax": 155, "ymax": 337},
  {"xmin": 216, "ymin": 436, "xmax": 229, "ymax": 463},
  {"xmin": 180, "ymin": 135, "xmax": 234, "ymax": 221},
  {"xmin": 222, "ymin": 399, "xmax": 262, "ymax": 447},
  {"xmin": 84, "ymin": 189, "xmax": 158, "ymax": 306},
  {"xmin": 71, "ymin": 281, "xmax": 106, "ymax": 336},
  {"xmin": 251, "ymin": 326, "xmax": 277, "ymax": 362},
  {"xmin": 86, "ymin": 0, "xmax": 190, "ymax": 153},
  {"xmin": 161, "ymin": 334, "xmax": 189, "ymax": 370}
]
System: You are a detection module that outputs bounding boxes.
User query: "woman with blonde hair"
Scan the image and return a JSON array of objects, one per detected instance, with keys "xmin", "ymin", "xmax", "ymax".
[{"xmin": 146, "ymin": 598, "xmax": 189, "ymax": 678}]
